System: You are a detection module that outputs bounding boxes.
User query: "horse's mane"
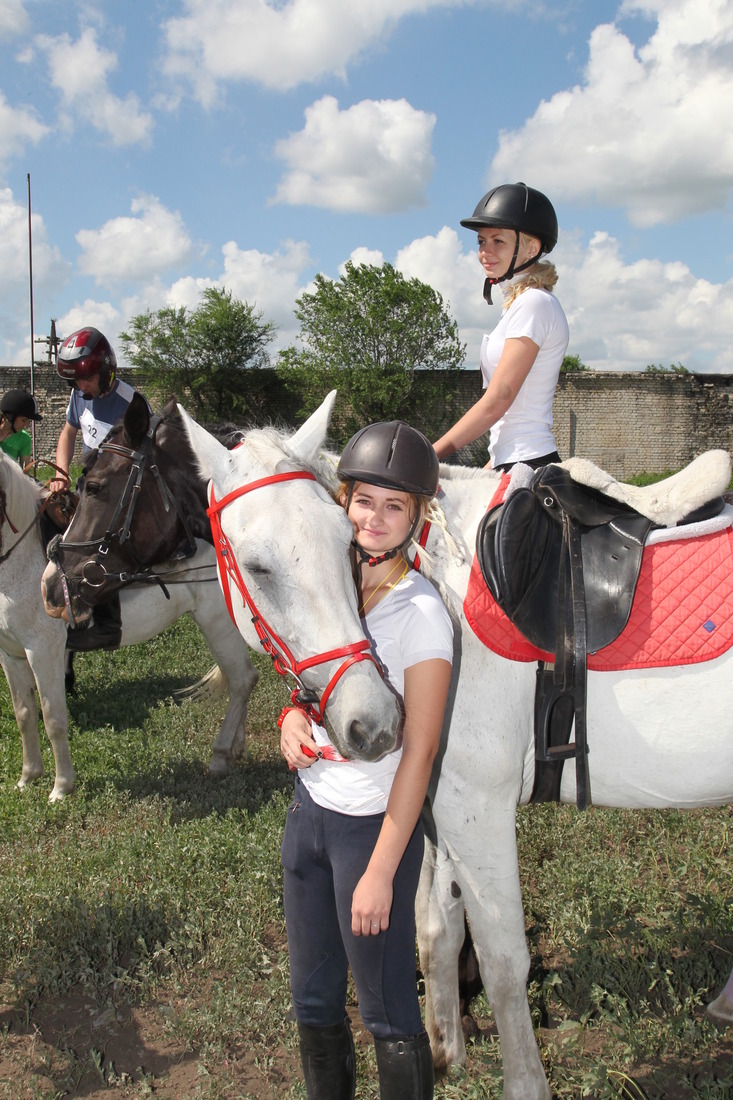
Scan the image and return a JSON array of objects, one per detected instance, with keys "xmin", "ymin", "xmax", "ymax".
[
  {"xmin": 437, "ymin": 462, "xmax": 492, "ymax": 482},
  {"xmin": 0, "ymin": 452, "xmax": 45, "ymax": 531}
]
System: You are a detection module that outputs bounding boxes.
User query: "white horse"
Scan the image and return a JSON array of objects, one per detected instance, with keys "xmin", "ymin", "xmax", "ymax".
[
  {"xmin": 175, "ymin": 396, "xmax": 402, "ymax": 758},
  {"xmin": 177, "ymin": 394, "xmax": 733, "ymax": 1099},
  {"xmin": 0, "ymin": 450, "xmax": 258, "ymax": 801},
  {"xmin": 0, "ymin": 452, "xmax": 73, "ymax": 802}
]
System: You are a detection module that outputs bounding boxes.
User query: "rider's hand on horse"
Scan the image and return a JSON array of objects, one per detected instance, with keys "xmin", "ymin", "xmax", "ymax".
[
  {"xmin": 49, "ymin": 474, "xmax": 70, "ymax": 495},
  {"xmin": 279, "ymin": 708, "xmax": 321, "ymax": 771}
]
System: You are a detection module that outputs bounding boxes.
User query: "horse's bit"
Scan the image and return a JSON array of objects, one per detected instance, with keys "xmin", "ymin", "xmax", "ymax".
[
  {"xmin": 208, "ymin": 471, "xmax": 381, "ymax": 727},
  {"xmin": 48, "ymin": 416, "xmax": 198, "ymax": 625}
]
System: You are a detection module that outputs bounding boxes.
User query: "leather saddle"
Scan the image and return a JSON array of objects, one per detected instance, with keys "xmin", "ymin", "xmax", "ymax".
[
  {"xmin": 475, "ymin": 463, "xmax": 725, "ymax": 809},
  {"xmin": 477, "ymin": 465, "xmax": 656, "ymax": 655}
]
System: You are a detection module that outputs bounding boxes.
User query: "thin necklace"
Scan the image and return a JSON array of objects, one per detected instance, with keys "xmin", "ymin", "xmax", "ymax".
[{"xmin": 359, "ymin": 559, "xmax": 409, "ymax": 616}]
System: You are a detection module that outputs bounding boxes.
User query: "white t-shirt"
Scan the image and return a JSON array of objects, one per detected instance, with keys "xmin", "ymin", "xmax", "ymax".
[
  {"xmin": 300, "ymin": 568, "xmax": 453, "ymax": 816},
  {"xmin": 66, "ymin": 379, "xmax": 139, "ymax": 456},
  {"xmin": 480, "ymin": 284, "xmax": 569, "ymax": 467}
]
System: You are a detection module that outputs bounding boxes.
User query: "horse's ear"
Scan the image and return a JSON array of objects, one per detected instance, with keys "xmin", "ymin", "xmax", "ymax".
[
  {"xmin": 176, "ymin": 402, "xmax": 228, "ymax": 482},
  {"xmin": 289, "ymin": 390, "xmax": 337, "ymax": 465},
  {"xmin": 124, "ymin": 392, "xmax": 151, "ymax": 448}
]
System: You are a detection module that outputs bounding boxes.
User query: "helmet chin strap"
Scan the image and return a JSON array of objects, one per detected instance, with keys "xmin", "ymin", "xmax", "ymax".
[
  {"xmin": 351, "ymin": 541, "xmax": 401, "ymax": 567},
  {"xmin": 483, "ymin": 230, "xmax": 540, "ymax": 305}
]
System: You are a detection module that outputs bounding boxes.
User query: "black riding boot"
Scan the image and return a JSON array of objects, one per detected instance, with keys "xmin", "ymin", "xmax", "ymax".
[
  {"xmin": 374, "ymin": 1031, "xmax": 434, "ymax": 1100},
  {"xmin": 66, "ymin": 593, "xmax": 122, "ymax": 652},
  {"xmin": 297, "ymin": 1019, "xmax": 356, "ymax": 1100}
]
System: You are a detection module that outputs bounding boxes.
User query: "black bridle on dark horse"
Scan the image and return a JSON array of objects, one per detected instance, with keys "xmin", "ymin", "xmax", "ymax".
[{"xmin": 47, "ymin": 415, "xmax": 200, "ymax": 626}]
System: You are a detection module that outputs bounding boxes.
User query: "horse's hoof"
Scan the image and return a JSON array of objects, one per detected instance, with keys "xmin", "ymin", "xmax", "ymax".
[
  {"xmin": 706, "ymin": 991, "xmax": 733, "ymax": 1028},
  {"xmin": 461, "ymin": 1013, "xmax": 481, "ymax": 1041}
]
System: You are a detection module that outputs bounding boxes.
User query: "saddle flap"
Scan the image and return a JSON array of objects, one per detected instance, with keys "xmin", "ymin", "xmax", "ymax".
[
  {"xmin": 477, "ymin": 488, "xmax": 561, "ymax": 653},
  {"xmin": 476, "ymin": 467, "xmax": 657, "ymax": 655}
]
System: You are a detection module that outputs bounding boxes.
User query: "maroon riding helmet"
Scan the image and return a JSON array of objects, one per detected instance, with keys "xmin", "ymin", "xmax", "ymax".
[{"xmin": 57, "ymin": 327, "xmax": 117, "ymax": 394}]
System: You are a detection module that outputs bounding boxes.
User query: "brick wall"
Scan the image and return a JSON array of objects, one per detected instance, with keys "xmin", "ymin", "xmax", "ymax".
[{"xmin": 1, "ymin": 365, "xmax": 731, "ymax": 479}]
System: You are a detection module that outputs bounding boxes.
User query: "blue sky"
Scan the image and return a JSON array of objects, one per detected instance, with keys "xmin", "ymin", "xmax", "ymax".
[{"xmin": 0, "ymin": 0, "xmax": 731, "ymax": 375}]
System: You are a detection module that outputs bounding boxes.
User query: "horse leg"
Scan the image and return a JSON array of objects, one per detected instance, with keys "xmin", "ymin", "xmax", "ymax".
[
  {"xmin": 189, "ymin": 604, "xmax": 259, "ymax": 774},
  {"xmin": 707, "ymin": 966, "xmax": 733, "ymax": 1027},
  {"xmin": 416, "ymin": 826, "xmax": 470, "ymax": 1072},
  {"xmin": 64, "ymin": 648, "xmax": 76, "ymax": 695},
  {"xmin": 0, "ymin": 652, "xmax": 46, "ymax": 790},
  {"xmin": 433, "ymin": 799, "xmax": 550, "ymax": 1100},
  {"xmin": 27, "ymin": 645, "xmax": 75, "ymax": 801}
]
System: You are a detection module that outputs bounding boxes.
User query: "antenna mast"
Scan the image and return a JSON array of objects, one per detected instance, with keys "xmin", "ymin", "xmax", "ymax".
[{"xmin": 26, "ymin": 173, "xmax": 36, "ymax": 461}]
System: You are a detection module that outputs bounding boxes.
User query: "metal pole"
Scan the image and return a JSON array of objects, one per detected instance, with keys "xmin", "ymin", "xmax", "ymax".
[{"xmin": 27, "ymin": 172, "xmax": 36, "ymax": 462}]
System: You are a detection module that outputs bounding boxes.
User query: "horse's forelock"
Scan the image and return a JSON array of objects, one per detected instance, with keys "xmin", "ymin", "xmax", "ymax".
[{"xmin": 237, "ymin": 425, "xmax": 328, "ymax": 481}]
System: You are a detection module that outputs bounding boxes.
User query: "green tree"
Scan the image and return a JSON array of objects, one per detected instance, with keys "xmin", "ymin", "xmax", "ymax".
[
  {"xmin": 560, "ymin": 353, "xmax": 589, "ymax": 372},
  {"xmin": 120, "ymin": 287, "xmax": 277, "ymax": 421},
  {"xmin": 277, "ymin": 261, "xmax": 465, "ymax": 442},
  {"xmin": 644, "ymin": 361, "xmax": 689, "ymax": 375}
]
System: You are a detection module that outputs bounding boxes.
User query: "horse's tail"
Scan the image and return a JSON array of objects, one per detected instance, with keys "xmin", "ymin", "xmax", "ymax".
[{"xmin": 173, "ymin": 664, "xmax": 227, "ymax": 704}]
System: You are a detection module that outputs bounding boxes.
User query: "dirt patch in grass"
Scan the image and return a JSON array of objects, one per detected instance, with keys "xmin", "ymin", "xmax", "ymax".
[{"xmin": 0, "ymin": 986, "xmax": 302, "ymax": 1099}]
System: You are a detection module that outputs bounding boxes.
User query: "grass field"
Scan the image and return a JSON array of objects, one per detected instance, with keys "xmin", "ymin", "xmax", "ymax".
[{"xmin": 0, "ymin": 614, "xmax": 732, "ymax": 1099}]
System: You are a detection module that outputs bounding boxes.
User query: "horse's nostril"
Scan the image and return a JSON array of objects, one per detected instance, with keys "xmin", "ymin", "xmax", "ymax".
[{"xmin": 348, "ymin": 720, "xmax": 394, "ymax": 762}]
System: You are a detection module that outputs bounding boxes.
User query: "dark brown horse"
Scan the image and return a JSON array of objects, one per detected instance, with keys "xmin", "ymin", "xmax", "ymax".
[{"xmin": 41, "ymin": 394, "xmax": 259, "ymax": 775}]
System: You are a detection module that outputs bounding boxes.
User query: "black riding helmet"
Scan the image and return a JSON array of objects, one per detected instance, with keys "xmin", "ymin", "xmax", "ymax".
[
  {"xmin": 337, "ymin": 421, "xmax": 439, "ymax": 565},
  {"xmin": 460, "ymin": 182, "xmax": 558, "ymax": 303},
  {"xmin": 1, "ymin": 389, "xmax": 42, "ymax": 425}
]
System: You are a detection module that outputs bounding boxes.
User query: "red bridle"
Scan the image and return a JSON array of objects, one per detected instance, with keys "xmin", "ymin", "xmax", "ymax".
[{"xmin": 206, "ymin": 470, "xmax": 380, "ymax": 726}]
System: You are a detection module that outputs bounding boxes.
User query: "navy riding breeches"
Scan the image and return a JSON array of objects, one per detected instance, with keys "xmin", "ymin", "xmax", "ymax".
[{"xmin": 281, "ymin": 775, "xmax": 425, "ymax": 1039}]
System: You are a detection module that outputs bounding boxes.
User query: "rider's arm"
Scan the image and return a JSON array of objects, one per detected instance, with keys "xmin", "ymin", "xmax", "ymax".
[
  {"xmin": 50, "ymin": 422, "xmax": 78, "ymax": 492},
  {"xmin": 433, "ymin": 335, "xmax": 539, "ymax": 459},
  {"xmin": 350, "ymin": 657, "xmax": 451, "ymax": 934}
]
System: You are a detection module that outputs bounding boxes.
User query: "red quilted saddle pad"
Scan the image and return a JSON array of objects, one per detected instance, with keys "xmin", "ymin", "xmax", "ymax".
[{"xmin": 464, "ymin": 523, "xmax": 733, "ymax": 672}]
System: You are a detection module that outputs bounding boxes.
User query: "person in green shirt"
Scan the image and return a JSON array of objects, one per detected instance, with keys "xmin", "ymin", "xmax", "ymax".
[{"xmin": 0, "ymin": 389, "xmax": 42, "ymax": 465}]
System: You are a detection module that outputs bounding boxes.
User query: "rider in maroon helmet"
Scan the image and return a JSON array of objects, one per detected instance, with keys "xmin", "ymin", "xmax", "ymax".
[{"xmin": 51, "ymin": 326, "xmax": 148, "ymax": 655}]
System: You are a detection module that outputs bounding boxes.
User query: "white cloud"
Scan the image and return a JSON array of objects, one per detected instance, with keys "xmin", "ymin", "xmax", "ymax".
[
  {"xmin": 161, "ymin": 0, "xmax": 481, "ymax": 103},
  {"xmin": 560, "ymin": 230, "xmax": 733, "ymax": 372},
  {"xmin": 35, "ymin": 28, "xmax": 153, "ymax": 146},
  {"xmin": 0, "ymin": 0, "xmax": 28, "ymax": 39},
  {"xmin": 0, "ymin": 187, "xmax": 68, "ymax": 364},
  {"xmin": 218, "ymin": 237, "xmax": 313, "ymax": 342},
  {"xmin": 0, "ymin": 91, "xmax": 49, "ymax": 171},
  {"xmin": 56, "ymin": 300, "xmax": 123, "ymax": 347},
  {"xmin": 490, "ymin": 0, "xmax": 733, "ymax": 225},
  {"xmin": 75, "ymin": 195, "xmax": 195, "ymax": 285},
  {"xmin": 272, "ymin": 96, "xmax": 435, "ymax": 214},
  {"xmin": 397, "ymin": 225, "xmax": 482, "ymax": 331},
  {"xmin": 342, "ymin": 247, "xmax": 386, "ymax": 273}
]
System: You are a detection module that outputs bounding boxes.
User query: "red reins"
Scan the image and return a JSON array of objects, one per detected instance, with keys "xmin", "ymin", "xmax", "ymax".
[{"xmin": 206, "ymin": 470, "xmax": 380, "ymax": 727}]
